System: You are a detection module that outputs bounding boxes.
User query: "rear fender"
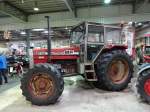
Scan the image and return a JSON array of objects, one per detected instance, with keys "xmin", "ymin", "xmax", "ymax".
[
  {"xmin": 138, "ymin": 63, "xmax": 150, "ymax": 75},
  {"xmin": 94, "ymin": 46, "xmax": 127, "ymax": 63},
  {"xmin": 101, "ymin": 46, "xmax": 127, "ymax": 54}
]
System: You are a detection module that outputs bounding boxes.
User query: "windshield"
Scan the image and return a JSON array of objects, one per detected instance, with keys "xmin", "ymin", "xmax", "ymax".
[
  {"xmin": 71, "ymin": 24, "xmax": 124, "ymax": 45},
  {"xmin": 105, "ymin": 27, "xmax": 123, "ymax": 44},
  {"xmin": 71, "ymin": 31, "xmax": 84, "ymax": 44},
  {"xmin": 88, "ymin": 25, "xmax": 104, "ymax": 43},
  {"xmin": 71, "ymin": 24, "xmax": 85, "ymax": 44},
  {"xmin": 145, "ymin": 46, "xmax": 150, "ymax": 55}
]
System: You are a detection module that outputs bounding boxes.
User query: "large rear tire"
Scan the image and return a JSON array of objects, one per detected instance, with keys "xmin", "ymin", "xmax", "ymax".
[
  {"xmin": 136, "ymin": 69, "xmax": 150, "ymax": 104},
  {"xmin": 95, "ymin": 50, "xmax": 133, "ymax": 91},
  {"xmin": 21, "ymin": 63, "xmax": 64, "ymax": 106}
]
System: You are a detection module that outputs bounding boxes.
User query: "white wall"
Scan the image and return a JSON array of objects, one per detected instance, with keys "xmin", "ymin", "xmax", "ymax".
[
  {"xmin": 77, "ymin": 5, "xmax": 132, "ymax": 18},
  {"xmin": 0, "ymin": 4, "xmax": 150, "ymax": 30},
  {"xmin": 137, "ymin": 27, "xmax": 150, "ymax": 38},
  {"xmin": 136, "ymin": 4, "xmax": 150, "ymax": 13}
]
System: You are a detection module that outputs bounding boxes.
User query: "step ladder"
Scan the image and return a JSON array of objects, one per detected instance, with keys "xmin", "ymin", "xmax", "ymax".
[{"xmin": 84, "ymin": 63, "xmax": 98, "ymax": 81}]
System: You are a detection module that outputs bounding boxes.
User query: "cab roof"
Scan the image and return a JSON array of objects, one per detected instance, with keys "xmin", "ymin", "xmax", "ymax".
[{"xmin": 71, "ymin": 21, "xmax": 121, "ymax": 31}]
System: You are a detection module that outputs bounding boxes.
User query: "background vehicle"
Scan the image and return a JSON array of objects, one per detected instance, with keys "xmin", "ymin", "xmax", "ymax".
[
  {"xmin": 136, "ymin": 64, "xmax": 150, "ymax": 104},
  {"xmin": 17, "ymin": 55, "xmax": 29, "ymax": 68},
  {"xmin": 20, "ymin": 22, "xmax": 134, "ymax": 106},
  {"xmin": 135, "ymin": 34, "xmax": 150, "ymax": 64},
  {"xmin": 7, "ymin": 56, "xmax": 24, "ymax": 77}
]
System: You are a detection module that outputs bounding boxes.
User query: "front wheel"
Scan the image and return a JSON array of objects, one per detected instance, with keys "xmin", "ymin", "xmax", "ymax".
[
  {"xmin": 95, "ymin": 50, "xmax": 133, "ymax": 91},
  {"xmin": 136, "ymin": 69, "xmax": 150, "ymax": 104},
  {"xmin": 21, "ymin": 63, "xmax": 64, "ymax": 106}
]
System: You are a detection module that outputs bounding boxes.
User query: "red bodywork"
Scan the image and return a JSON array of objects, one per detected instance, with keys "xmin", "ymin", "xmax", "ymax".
[
  {"xmin": 33, "ymin": 45, "xmax": 128, "ymax": 74},
  {"xmin": 144, "ymin": 79, "xmax": 150, "ymax": 96},
  {"xmin": 143, "ymin": 55, "xmax": 150, "ymax": 63},
  {"xmin": 33, "ymin": 47, "xmax": 80, "ymax": 74},
  {"xmin": 142, "ymin": 34, "xmax": 150, "ymax": 63},
  {"xmin": 33, "ymin": 47, "xmax": 80, "ymax": 64},
  {"xmin": 135, "ymin": 34, "xmax": 150, "ymax": 63},
  {"xmin": 143, "ymin": 45, "xmax": 150, "ymax": 63}
]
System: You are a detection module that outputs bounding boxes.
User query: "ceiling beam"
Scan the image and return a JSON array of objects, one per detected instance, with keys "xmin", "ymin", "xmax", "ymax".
[
  {"xmin": 132, "ymin": 1, "xmax": 137, "ymax": 14},
  {"xmin": 0, "ymin": 1, "xmax": 28, "ymax": 22},
  {"xmin": 62, "ymin": 0, "xmax": 76, "ymax": 17}
]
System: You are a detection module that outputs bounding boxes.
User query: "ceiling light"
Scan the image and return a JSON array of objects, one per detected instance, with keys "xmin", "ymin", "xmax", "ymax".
[
  {"xmin": 20, "ymin": 31, "xmax": 26, "ymax": 35},
  {"xmin": 32, "ymin": 29, "xmax": 45, "ymax": 31},
  {"xmin": 65, "ymin": 27, "xmax": 68, "ymax": 30},
  {"xmin": 33, "ymin": 7, "xmax": 39, "ymax": 11},
  {"xmin": 43, "ymin": 30, "xmax": 48, "ymax": 34},
  {"xmin": 42, "ymin": 30, "xmax": 53, "ymax": 34},
  {"xmin": 104, "ymin": 0, "xmax": 111, "ymax": 4},
  {"xmin": 138, "ymin": 23, "xmax": 142, "ymax": 26},
  {"xmin": 21, "ymin": 0, "xmax": 24, "ymax": 3},
  {"xmin": 128, "ymin": 21, "xmax": 133, "ymax": 25},
  {"xmin": 33, "ymin": 1, "xmax": 39, "ymax": 11}
]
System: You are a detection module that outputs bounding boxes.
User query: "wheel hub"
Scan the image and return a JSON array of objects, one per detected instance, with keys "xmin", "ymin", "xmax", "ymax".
[
  {"xmin": 29, "ymin": 73, "xmax": 54, "ymax": 98},
  {"xmin": 108, "ymin": 59, "xmax": 129, "ymax": 84},
  {"xmin": 39, "ymin": 80, "xmax": 46, "ymax": 89},
  {"xmin": 144, "ymin": 79, "xmax": 150, "ymax": 96}
]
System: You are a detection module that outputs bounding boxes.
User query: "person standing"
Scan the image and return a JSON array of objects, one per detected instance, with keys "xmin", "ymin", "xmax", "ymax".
[{"xmin": 0, "ymin": 53, "xmax": 8, "ymax": 85}]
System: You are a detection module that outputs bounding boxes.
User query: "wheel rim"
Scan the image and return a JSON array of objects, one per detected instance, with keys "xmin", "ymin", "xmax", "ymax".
[
  {"xmin": 144, "ymin": 79, "xmax": 150, "ymax": 96},
  {"xmin": 108, "ymin": 59, "xmax": 129, "ymax": 84},
  {"xmin": 28, "ymin": 73, "xmax": 54, "ymax": 99}
]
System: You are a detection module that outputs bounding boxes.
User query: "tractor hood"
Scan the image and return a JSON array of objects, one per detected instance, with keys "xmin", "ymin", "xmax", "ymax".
[
  {"xmin": 33, "ymin": 46, "xmax": 80, "ymax": 64},
  {"xmin": 33, "ymin": 47, "xmax": 80, "ymax": 56}
]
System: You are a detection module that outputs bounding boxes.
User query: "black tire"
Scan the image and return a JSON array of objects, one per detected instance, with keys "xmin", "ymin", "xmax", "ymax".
[
  {"xmin": 20, "ymin": 63, "xmax": 64, "ymax": 106},
  {"xmin": 95, "ymin": 50, "xmax": 133, "ymax": 91},
  {"xmin": 136, "ymin": 69, "xmax": 150, "ymax": 104}
]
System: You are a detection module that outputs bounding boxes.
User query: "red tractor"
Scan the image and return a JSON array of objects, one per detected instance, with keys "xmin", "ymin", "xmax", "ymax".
[
  {"xmin": 136, "ymin": 64, "xmax": 150, "ymax": 104},
  {"xmin": 21, "ymin": 22, "xmax": 133, "ymax": 105}
]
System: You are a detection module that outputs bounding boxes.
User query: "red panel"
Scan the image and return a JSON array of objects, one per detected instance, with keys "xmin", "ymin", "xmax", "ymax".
[
  {"xmin": 33, "ymin": 47, "xmax": 80, "ymax": 64},
  {"xmin": 131, "ymin": 48, "xmax": 136, "ymax": 59},
  {"xmin": 144, "ymin": 34, "xmax": 150, "ymax": 37},
  {"xmin": 33, "ymin": 47, "xmax": 80, "ymax": 55},
  {"xmin": 143, "ymin": 55, "xmax": 150, "ymax": 63},
  {"xmin": 144, "ymin": 79, "xmax": 150, "ymax": 96}
]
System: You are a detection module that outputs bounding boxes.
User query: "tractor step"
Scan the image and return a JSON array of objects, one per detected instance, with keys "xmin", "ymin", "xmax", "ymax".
[
  {"xmin": 84, "ymin": 63, "xmax": 94, "ymax": 70},
  {"xmin": 85, "ymin": 70, "xmax": 95, "ymax": 72},
  {"xmin": 84, "ymin": 63, "xmax": 97, "ymax": 81},
  {"xmin": 84, "ymin": 62, "xmax": 93, "ymax": 65}
]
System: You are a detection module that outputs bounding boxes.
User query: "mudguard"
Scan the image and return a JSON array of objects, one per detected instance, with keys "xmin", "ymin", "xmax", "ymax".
[{"xmin": 138, "ymin": 63, "xmax": 150, "ymax": 75}]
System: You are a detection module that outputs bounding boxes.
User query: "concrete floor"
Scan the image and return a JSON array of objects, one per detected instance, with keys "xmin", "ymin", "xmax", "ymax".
[{"xmin": 0, "ymin": 76, "xmax": 150, "ymax": 112}]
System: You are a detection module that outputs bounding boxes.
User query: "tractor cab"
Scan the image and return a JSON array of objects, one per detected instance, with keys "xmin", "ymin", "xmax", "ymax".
[
  {"xmin": 136, "ymin": 34, "xmax": 150, "ymax": 63},
  {"xmin": 69, "ymin": 22, "xmax": 131, "ymax": 82},
  {"xmin": 71, "ymin": 22, "xmax": 126, "ymax": 63},
  {"xmin": 144, "ymin": 45, "xmax": 150, "ymax": 62},
  {"xmin": 142, "ymin": 34, "xmax": 150, "ymax": 63}
]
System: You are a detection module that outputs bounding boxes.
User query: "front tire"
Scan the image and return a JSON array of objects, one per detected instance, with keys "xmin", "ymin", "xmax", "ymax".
[
  {"xmin": 136, "ymin": 69, "xmax": 150, "ymax": 104},
  {"xmin": 21, "ymin": 63, "xmax": 64, "ymax": 106},
  {"xmin": 95, "ymin": 50, "xmax": 133, "ymax": 91}
]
